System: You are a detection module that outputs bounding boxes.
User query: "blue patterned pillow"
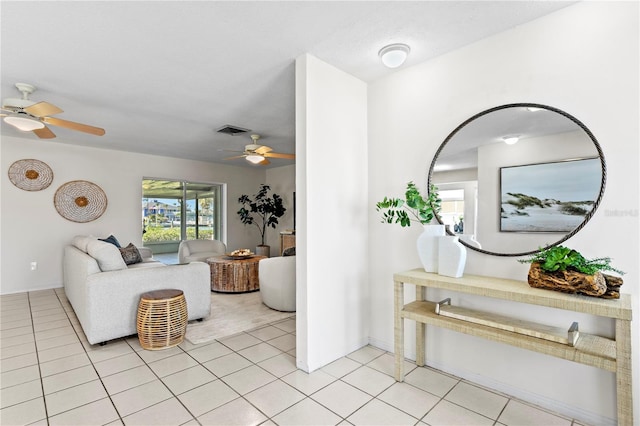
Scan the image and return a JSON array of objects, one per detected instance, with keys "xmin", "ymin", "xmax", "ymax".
[{"xmin": 99, "ymin": 234, "xmax": 121, "ymax": 248}]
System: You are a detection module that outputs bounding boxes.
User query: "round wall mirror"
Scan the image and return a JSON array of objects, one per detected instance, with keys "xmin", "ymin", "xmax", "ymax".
[{"xmin": 428, "ymin": 103, "xmax": 606, "ymax": 257}]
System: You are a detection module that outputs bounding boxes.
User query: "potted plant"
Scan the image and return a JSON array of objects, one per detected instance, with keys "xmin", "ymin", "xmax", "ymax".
[
  {"xmin": 518, "ymin": 245, "xmax": 624, "ymax": 298},
  {"xmin": 237, "ymin": 184, "xmax": 286, "ymax": 257},
  {"xmin": 376, "ymin": 182, "xmax": 462, "ymax": 274},
  {"xmin": 376, "ymin": 181, "xmax": 441, "ymax": 227}
]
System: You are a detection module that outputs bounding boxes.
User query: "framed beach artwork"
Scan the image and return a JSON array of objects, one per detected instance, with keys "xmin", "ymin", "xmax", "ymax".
[{"xmin": 500, "ymin": 157, "xmax": 601, "ymax": 232}]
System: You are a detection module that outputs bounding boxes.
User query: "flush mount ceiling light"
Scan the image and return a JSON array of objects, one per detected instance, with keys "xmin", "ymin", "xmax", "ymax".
[
  {"xmin": 378, "ymin": 43, "xmax": 410, "ymax": 68},
  {"xmin": 246, "ymin": 154, "xmax": 264, "ymax": 164},
  {"xmin": 4, "ymin": 115, "xmax": 45, "ymax": 131},
  {"xmin": 503, "ymin": 136, "xmax": 520, "ymax": 145}
]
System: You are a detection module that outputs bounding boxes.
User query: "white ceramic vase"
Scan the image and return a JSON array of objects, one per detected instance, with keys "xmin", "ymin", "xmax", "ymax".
[
  {"xmin": 438, "ymin": 235, "xmax": 467, "ymax": 278},
  {"xmin": 416, "ymin": 224, "xmax": 446, "ymax": 272}
]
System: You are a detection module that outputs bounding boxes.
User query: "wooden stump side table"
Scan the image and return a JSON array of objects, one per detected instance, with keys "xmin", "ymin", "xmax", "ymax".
[
  {"xmin": 137, "ymin": 289, "xmax": 188, "ymax": 350},
  {"xmin": 206, "ymin": 255, "xmax": 266, "ymax": 293}
]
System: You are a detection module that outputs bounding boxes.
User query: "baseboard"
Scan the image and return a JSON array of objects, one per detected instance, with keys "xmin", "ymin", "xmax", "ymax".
[
  {"xmin": 425, "ymin": 359, "xmax": 616, "ymax": 426},
  {"xmin": 0, "ymin": 284, "xmax": 63, "ymax": 296},
  {"xmin": 367, "ymin": 337, "xmax": 615, "ymax": 426}
]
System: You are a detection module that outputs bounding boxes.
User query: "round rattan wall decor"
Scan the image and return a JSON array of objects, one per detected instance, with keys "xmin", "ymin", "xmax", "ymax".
[
  {"xmin": 54, "ymin": 180, "xmax": 108, "ymax": 223},
  {"xmin": 8, "ymin": 159, "xmax": 54, "ymax": 191}
]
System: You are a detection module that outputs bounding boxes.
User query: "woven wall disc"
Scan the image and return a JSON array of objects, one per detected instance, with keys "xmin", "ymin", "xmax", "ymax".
[
  {"xmin": 54, "ymin": 180, "xmax": 107, "ymax": 223},
  {"xmin": 8, "ymin": 159, "xmax": 54, "ymax": 191}
]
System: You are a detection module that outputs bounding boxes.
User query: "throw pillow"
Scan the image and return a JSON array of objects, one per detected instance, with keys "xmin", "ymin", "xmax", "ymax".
[
  {"xmin": 119, "ymin": 243, "xmax": 143, "ymax": 265},
  {"xmin": 98, "ymin": 234, "xmax": 122, "ymax": 248},
  {"xmin": 71, "ymin": 235, "xmax": 96, "ymax": 253},
  {"xmin": 87, "ymin": 240, "xmax": 127, "ymax": 271},
  {"xmin": 282, "ymin": 246, "xmax": 296, "ymax": 256}
]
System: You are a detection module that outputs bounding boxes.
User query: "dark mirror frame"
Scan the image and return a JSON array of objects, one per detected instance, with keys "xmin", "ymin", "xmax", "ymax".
[{"xmin": 427, "ymin": 103, "xmax": 606, "ymax": 257}]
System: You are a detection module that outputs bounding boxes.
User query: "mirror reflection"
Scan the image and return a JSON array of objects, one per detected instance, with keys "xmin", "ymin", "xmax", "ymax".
[{"xmin": 428, "ymin": 103, "xmax": 605, "ymax": 257}]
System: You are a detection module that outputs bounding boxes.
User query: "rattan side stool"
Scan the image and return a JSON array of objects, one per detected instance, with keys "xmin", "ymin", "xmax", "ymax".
[{"xmin": 137, "ymin": 289, "xmax": 188, "ymax": 350}]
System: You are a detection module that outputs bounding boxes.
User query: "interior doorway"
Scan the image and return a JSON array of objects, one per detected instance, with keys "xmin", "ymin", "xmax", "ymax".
[{"xmin": 142, "ymin": 178, "xmax": 223, "ymax": 261}]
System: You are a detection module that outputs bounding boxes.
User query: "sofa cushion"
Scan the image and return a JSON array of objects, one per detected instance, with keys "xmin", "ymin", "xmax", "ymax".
[
  {"xmin": 126, "ymin": 260, "xmax": 165, "ymax": 269},
  {"xmin": 99, "ymin": 234, "xmax": 122, "ymax": 248},
  {"xmin": 119, "ymin": 243, "xmax": 143, "ymax": 265},
  {"xmin": 87, "ymin": 240, "xmax": 127, "ymax": 271},
  {"xmin": 72, "ymin": 235, "xmax": 96, "ymax": 253}
]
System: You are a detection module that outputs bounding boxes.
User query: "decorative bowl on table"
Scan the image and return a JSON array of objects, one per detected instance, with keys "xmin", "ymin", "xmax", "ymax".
[{"xmin": 225, "ymin": 249, "xmax": 254, "ymax": 260}]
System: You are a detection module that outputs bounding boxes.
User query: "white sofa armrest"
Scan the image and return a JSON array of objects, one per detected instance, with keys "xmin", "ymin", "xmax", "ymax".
[{"xmin": 137, "ymin": 246, "xmax": 153, "ymax": 259}]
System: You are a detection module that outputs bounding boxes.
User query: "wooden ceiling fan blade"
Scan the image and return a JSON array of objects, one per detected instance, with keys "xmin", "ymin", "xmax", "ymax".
[
  {"xmin": 33, "ymin": 126, "xmax": 56, "ymax": 139},
  {"xmin": 263, "ymin": 152, "xmax": 295, "ymax": 159},
  {"xmin": 259, "ymin": 158, "xmax": 271, "ymax": 165},
  {"xmin": 255, "ymin": 145, "xmax": 272, "ymax": 155},
  {"xmin": 24, "ymin": 101, "xmax": 63, "ymax": 117},
  {"xmin": 224, "ymin": 155, "xmax": 246, "ymax": 160},
  {"xmin": 43, "ymin": 117, "xmax": 105, "ymax": 136}
]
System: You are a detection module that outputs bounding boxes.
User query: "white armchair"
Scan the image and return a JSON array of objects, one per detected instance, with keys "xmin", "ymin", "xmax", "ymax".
[
  {"xmin": 259, "ymin": 256, "xmax": 296, "ymax": 312},
  {"xmin": 178, "ymin": 239, "xmax": 226, "ymax": 263}
]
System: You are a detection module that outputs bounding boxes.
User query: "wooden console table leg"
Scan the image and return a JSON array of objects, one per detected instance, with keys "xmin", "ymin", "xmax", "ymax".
[
  {"xmin": 415, "ymin": 284, "xmax": 426, "ymax": 366},
  {"xmin": 394, "ymin": 280, "xmax": 405, "ymax": 381},
  {"xmin": 615, "ymin": 319, "xmax": 633, "ymax": 426}
]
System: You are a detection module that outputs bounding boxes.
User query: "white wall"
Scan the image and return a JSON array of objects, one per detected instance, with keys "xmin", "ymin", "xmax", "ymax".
[
  {"xmin": 296, "ymin": 54, "xmax": 369, "ymax": 372},
  {"xmin": 0, "ymin": 135, "xmax": 289, "ymax": 294},
  {"xmin": 368, "ymin": 2, "xmax": 638, "ymax": 425}
]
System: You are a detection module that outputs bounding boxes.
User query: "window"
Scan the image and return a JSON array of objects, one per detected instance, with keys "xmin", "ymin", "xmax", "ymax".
[
  {"xmin": 142, "ymin": 179, "xmax": 223, "ymax": 253},
  {"xmin": 440, "ymin": 189, "xmax": 465, "ymax": 234}
]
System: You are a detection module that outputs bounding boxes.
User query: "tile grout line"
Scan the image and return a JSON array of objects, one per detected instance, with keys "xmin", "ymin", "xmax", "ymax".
[
  {"xmin": 4, "ymin": 290, "xmax": 588, "ymax": 426},
  {"xmin": 27, "ymin": 291, "xmax": 51, "ymax": 426},
  {"xmin": 51, "ymin": 289, "xmax": 128, "ymax": 425}
]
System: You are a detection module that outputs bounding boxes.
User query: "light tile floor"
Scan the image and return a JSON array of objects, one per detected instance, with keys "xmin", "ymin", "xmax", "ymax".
[{"xmin": 0, "ymin": 288, "xmax": 589, "ymax": 426}]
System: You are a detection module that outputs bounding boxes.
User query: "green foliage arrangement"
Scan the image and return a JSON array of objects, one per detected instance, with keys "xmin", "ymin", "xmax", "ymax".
[
  {"xmin": 519, "ymin": 245, "xmax": 624, "ymax": 275},
  {"xmin": 238, "ymin": 184, "xmax": 286, "ymax": 246},
  {"xmin": 143, "ymin": 227, "xmax": 214, "ymax": 242},
  {"xmin": 376, "ymin": 182, "xmax": 441, "ymax": 227}
]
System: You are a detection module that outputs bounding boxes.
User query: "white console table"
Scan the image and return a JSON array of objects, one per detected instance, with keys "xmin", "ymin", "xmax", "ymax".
[{"xmin": 393, "ymin": 269, "xmax": 633, "ymax": 425}]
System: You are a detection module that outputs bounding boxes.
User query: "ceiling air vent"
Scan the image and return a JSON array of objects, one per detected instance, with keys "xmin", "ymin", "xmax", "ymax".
[{"xmin": 216, "ymin": 125, "xmax": 251, "ymax": 136}]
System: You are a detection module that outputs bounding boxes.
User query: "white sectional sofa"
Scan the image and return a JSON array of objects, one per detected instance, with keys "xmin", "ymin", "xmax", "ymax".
[{"xmin": 63, "ymin": 236, "xmax": 211, "ymax": 345}]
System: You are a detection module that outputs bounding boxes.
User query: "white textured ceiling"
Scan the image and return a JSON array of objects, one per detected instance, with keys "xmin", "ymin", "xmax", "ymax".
[{"xmin": 1, "ymin": 1, "xmax": 574, "ymax": 168}]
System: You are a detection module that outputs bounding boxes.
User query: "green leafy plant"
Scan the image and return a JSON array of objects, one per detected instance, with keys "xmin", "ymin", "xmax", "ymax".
[
  {"xmin": 376, "ymin": 182, "xmax": 441, "ymax": 227},
  {"xmin": 518, "ymin": 245, "xmax": 624, "ymax": 275},
  {"xmin": 238, "ymin": 184, "xmax": 286, "ymax": 246}
]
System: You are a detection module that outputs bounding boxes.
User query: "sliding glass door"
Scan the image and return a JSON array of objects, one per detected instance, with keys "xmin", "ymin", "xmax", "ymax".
[{"xmin": 142, "ymin": 179, "xmax": 223, "ymax": 254}]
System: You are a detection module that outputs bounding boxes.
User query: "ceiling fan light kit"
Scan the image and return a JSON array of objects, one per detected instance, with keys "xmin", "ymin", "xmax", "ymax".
[
  {"xmin": 246, "ymin": 154, "xmax": 265, "ymax": 164},
  {"xmin": 379, "ymin": 43, "xmax": 410, "ymax": 68},
  {"xmin": 4, "ymin": 115, "xmax": 45, "ymax": 131},
  {"xmin": 1, "ymin": 82, "xmax": 105, "ymax": 139}
]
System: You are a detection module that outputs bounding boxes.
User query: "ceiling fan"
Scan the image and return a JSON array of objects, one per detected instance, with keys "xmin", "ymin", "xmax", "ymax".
[
  {"xmin": 1, "ymin": 83, "xmax": 105, "ymax": 139},
  {"xmin": 224, "ymin": 134, "xmax": 295, "ymax": 166}
]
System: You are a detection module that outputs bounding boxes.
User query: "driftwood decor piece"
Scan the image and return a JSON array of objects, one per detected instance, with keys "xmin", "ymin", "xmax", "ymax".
[{"xmin": 527, "ymin": 262, "xmax": 623, "ymax": 299}]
